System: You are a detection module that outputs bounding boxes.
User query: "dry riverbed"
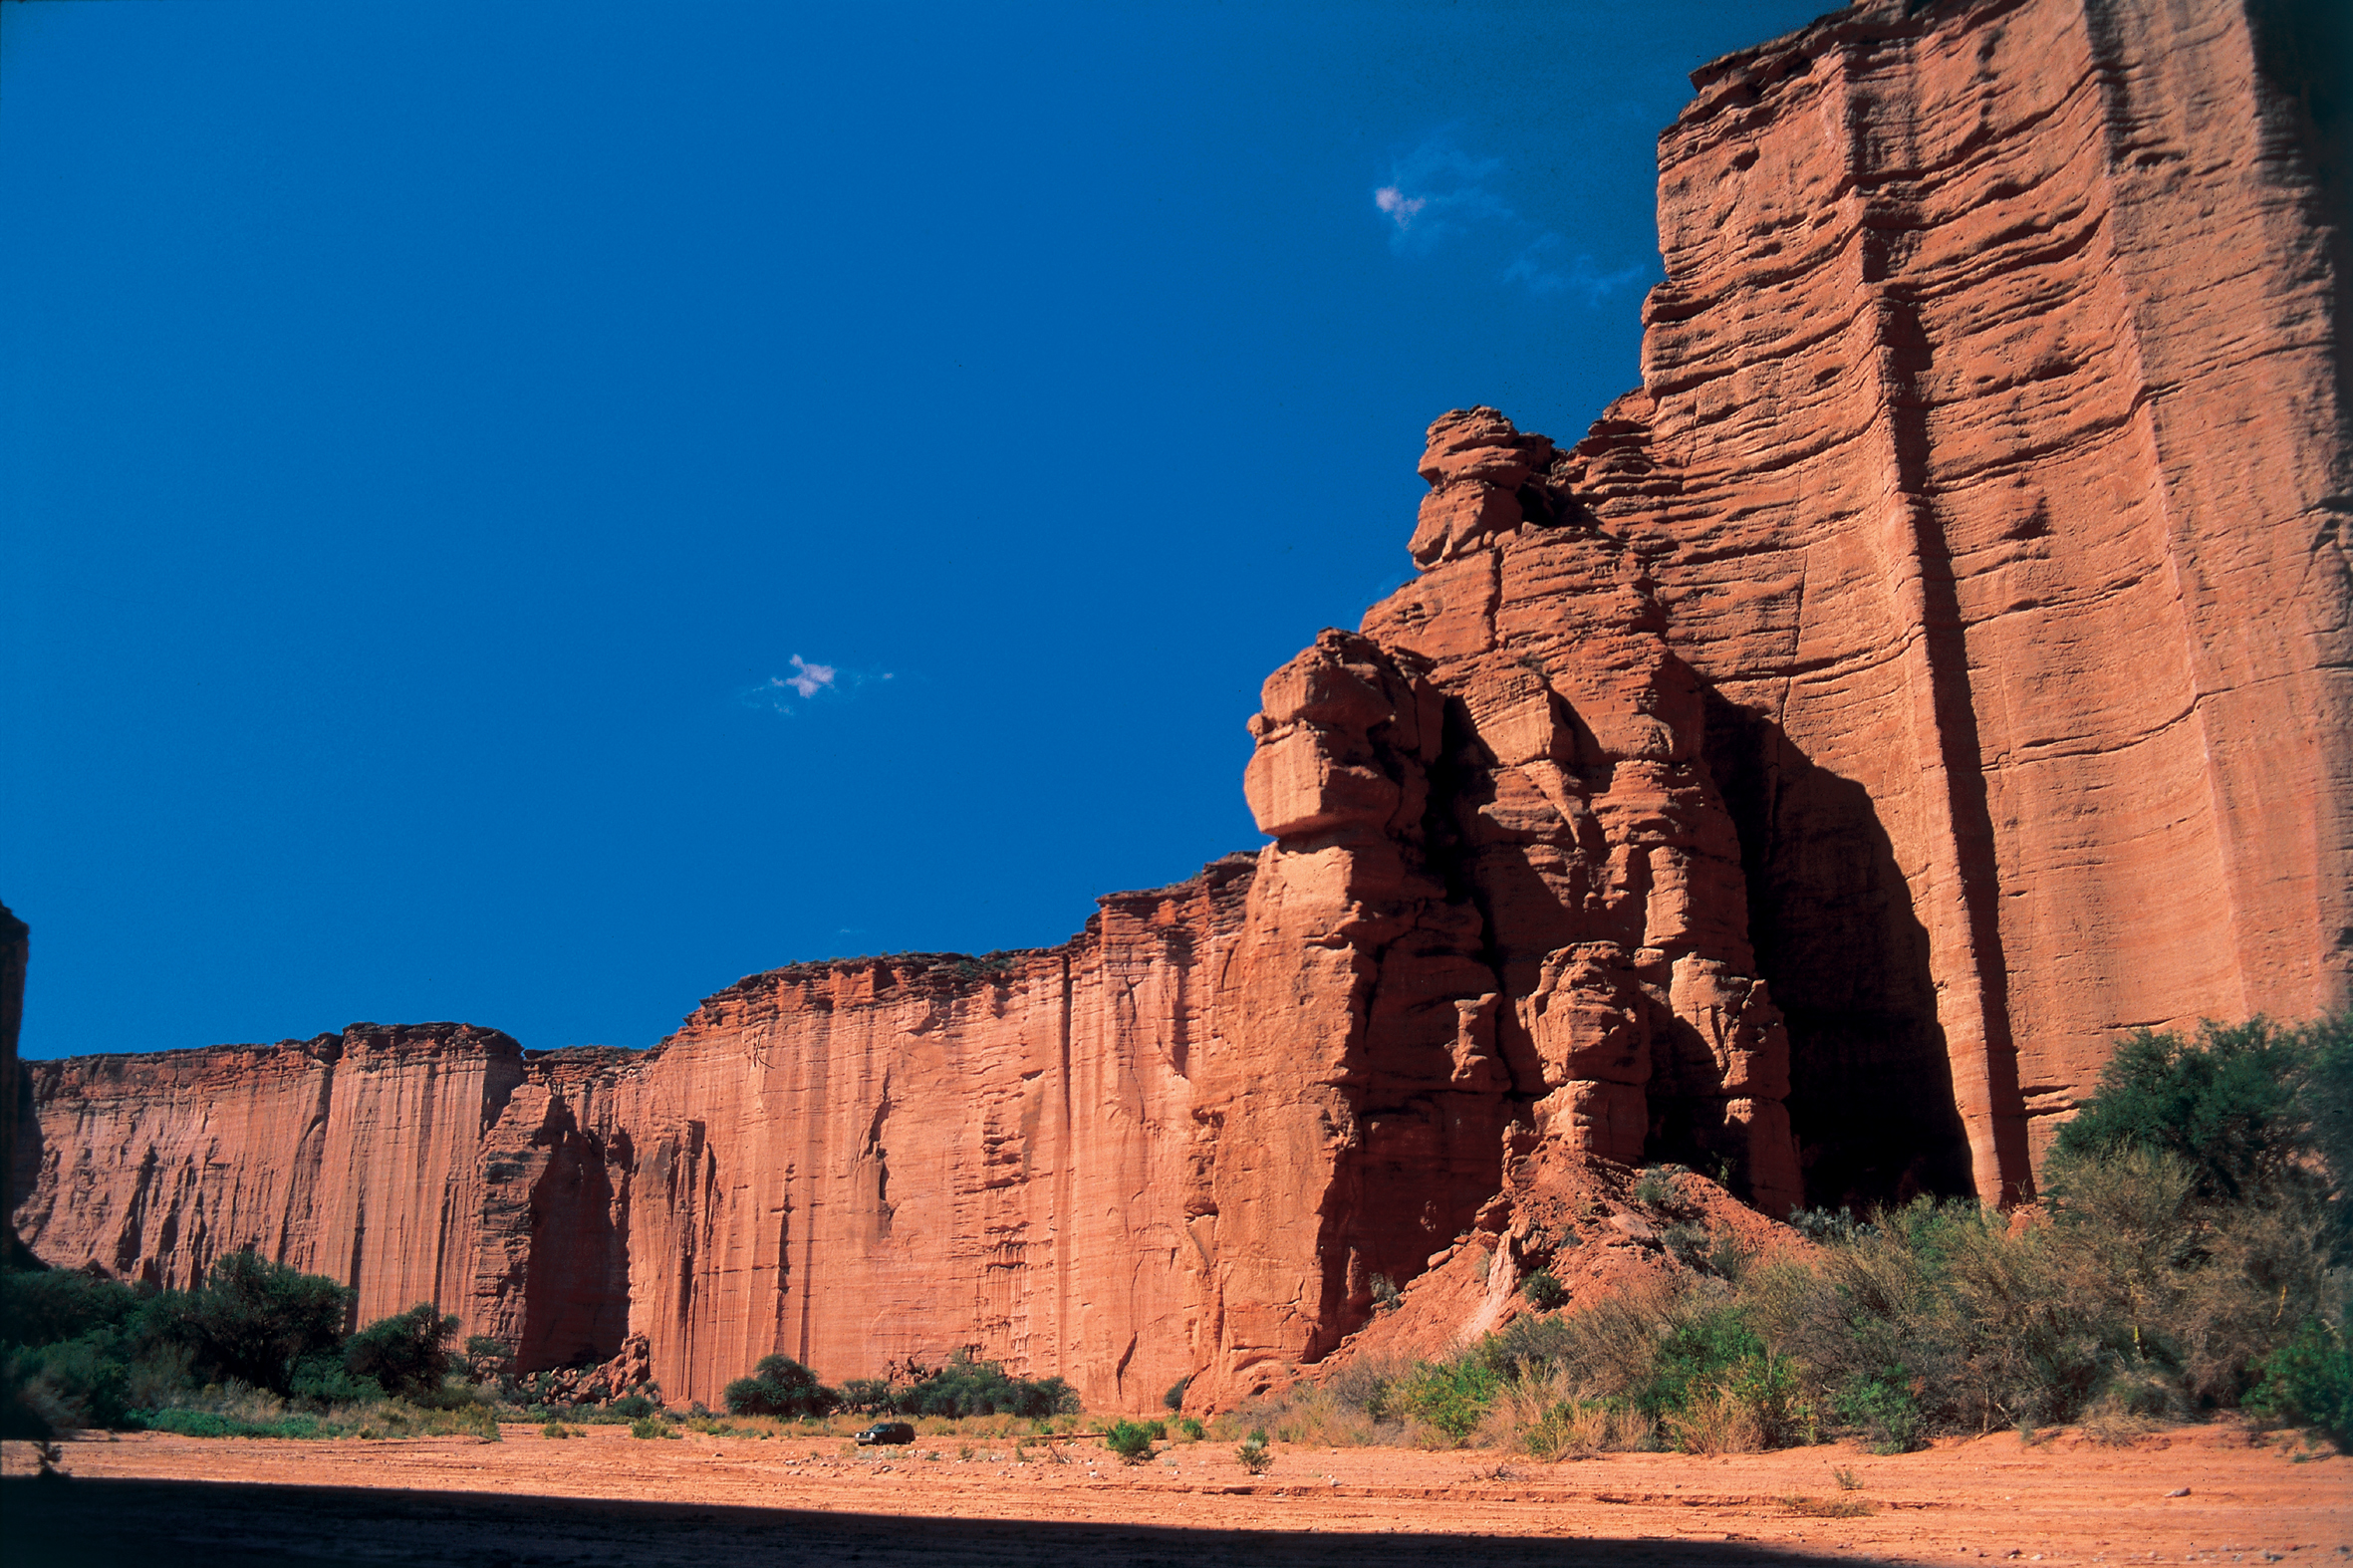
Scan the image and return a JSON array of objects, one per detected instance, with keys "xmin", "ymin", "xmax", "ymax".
[{"xmin": 2, "ymin": 1418, "xmax": 2343, "ymax": 1566}]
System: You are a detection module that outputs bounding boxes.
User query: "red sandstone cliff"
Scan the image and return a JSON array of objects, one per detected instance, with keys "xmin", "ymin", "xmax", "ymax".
[{"xmin": 11, "ymin": 0, "xmax": 2346, "ymax": 1412}]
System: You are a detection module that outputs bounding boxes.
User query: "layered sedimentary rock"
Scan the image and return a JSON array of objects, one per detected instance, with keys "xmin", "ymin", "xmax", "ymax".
[
  {"xmin": 12, "ymin": 0, "xmax": 2346, "ymax": 1412},
  {"xmin": 1564, "ymin": 0, "xmax": 2351, "ymax": 1202},
  {"xmin": 16, "ymin": 865, "xmax": 1256, "ymax": 1411}
]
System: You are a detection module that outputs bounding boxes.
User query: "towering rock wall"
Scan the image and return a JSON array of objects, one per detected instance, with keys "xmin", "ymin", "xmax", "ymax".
[
  {"xmin": 1562, "ymin": 0, "xmax": 2351, "ymax": 1202},
  {"xmin": 11, "ymin": 0, "xmax": 2346, "ymax": 1411}
]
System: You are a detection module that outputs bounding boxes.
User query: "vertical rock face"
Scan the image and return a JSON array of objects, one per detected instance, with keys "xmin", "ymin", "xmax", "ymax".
[
  {"xmin": 1566, "ymin": 0, "xmax": 2351, "ymax": 1201},
  {"xmin": 11, "ymin": 0, "xmax": 2345, "ymax": 1410},
  {"xmin": 14, "ymin": 1025, "xmax": 526, "ymax": 1328},
  {"xmin": 15, "ymin": 865, "xmax": 1258, "ymax": 1411}
]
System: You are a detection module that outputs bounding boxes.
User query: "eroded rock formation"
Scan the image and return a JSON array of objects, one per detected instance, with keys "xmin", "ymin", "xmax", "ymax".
[{"xmin": 11, "ymin": 0, "xmax": 2346, "ymax": 1412}]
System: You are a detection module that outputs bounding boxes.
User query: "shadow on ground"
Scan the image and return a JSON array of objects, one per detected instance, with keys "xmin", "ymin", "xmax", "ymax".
[{"xmin": 3, "ymin": 1475, "xmax": 1855, "ymax": 1567}]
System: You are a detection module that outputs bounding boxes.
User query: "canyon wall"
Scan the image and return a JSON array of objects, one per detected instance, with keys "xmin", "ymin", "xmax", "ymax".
[
  {"xmin": 1572, "ymin": 0, "xmax": 2351, "ymax": 1201},
  {"xmin": 12, "ymin": 0, "xmax": 2346, "ymax": 1411}
]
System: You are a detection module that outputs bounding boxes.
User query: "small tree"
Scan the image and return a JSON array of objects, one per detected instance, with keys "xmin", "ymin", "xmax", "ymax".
[
  {"xmin": 165, "ymin": 1252, "xmax": 351, "ymax": 1395},
  {"xmin": 344, "ymin": 1304, "xmax": 460, "ymax": 1399},
  {"xmin": 2053, "ymin": 1017, "xmax": 2318, "ymax": 1203},
  {"xmin": 722, "ymin": 1354, "xmax": 840, "ymax": 1418}
]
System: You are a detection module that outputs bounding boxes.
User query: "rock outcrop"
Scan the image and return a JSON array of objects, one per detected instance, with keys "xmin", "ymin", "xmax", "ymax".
[{"xmin": 11, "ymin": 0, "xmax": 2346, "ymax": 1411}]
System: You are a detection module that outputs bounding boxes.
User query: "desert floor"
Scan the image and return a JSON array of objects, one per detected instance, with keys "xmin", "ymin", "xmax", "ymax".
[{"xmin": 1, "ymin": 1419, "xmax": 2343, "ymax": 1567}]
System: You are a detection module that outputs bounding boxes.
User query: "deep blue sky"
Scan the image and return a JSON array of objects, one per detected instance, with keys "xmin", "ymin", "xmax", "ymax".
[{"xmin": 3, "ymin": 1, "xmax": 1829, "ymax": 1059}]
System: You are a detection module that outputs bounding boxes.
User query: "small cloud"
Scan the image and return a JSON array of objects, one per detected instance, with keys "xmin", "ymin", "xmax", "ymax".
[
  {"xmin": 740, "ymin": 654, "xmax": 894, "ymax": 717},
  {"xmin": 1375, "ymin": 134, "xmax": 1650, "ymax": 307},
  {"xmin": 776, "ymin": 654, "xmax": 836, "ymax": 700},
  {"xmin": 1372, "ymin": 133, "xmax": 1508, "ymax": 254},
  {"xmin": 1374, "ymin": 185, "xmax": 1427, "ymax": 230}
]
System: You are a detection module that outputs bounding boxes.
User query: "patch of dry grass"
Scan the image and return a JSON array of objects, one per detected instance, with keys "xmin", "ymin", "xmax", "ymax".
[{"xmin": 1779, "ymin": 1493, "xmax": 1877, "ymax": 1518}]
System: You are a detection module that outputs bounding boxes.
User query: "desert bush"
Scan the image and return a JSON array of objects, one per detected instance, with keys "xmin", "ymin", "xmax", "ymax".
[
  {"xmin": 2245, "ymin": 1314, "xmax": 2352, "ymax": 1449},
  {"xmin": 1631, "ymin": 1167, "xmax": 1679, "ymax": 1206},
  {"xmin": 1236, "ymin": 1427, "xmax": 1273, "ymax": 1473},
  {"xmin": 1521, "ymin": 1270, "xmax": 1566, "ymax": 1310},
  {"xmin": 630, "ymin": 1415, "xmax": 679, "ymax": 1439},
  {"xmin": 1163, "ymin": 1375, "xmax": 1189, "ymax": 1411},
  {"xmin": 463, "ymin": 1335, "xmax": 511, "ymax": 1380},
  {"xmin": 343, "ymin": 1303, "xmax": 459, "ymax": 1400},
  {"xmin": 1103, "ymin": 1418, "xmax": 1157, "ymax": 1464},
  {"xmin": 1322, "ymin": 1353, "xmax": 1411, "ymax": 1422},
  {"xmin": 1368, "ymin": 1273, "xmax": 1402, "ymax": 1313},
  {"xmin": 723, "ymin": 1354, "xmax": 838, "ymax": 1418},
  {"xmin": 886, "ymin": 1350, "xmax": 1077, "ymax": 1419},
  {"xmin": 1394, "ymin": 1358, "xmax": 1499, "ymax": 1446},
  {"xmin": 161, "ymin": 1252, "xmax": 353, "ymax": 1396},
  {"xmin": 0, "ymin": 1268, "xmax": 144, "ymax": 1349},
  {"xmin": 839, "ymin": 1377, "xmax": 895, "ymax": 1414},
  {"xmin": 2054, "ymin": 1017, "xmax": 2318, "ymax": 1204},
  {"xmin": 7, "ymin": 1336, "xmax": 132, "ymax": 1432}
]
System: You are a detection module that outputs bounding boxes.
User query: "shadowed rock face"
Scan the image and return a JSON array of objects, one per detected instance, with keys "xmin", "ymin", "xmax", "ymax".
[{"xmin": 11, "ymin": 0, "xmax": 2347, "ymax": 1411}]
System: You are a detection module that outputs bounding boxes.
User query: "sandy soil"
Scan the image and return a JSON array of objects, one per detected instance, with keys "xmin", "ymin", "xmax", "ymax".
[{"xmin": 3, "ymin": 1419, "xmax": 2343, "ymax": 1567}]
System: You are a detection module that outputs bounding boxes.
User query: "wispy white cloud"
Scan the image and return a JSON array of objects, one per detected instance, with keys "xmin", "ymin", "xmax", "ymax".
[
  {"xmin": 1502, "ymin": 233, "xmax": 1651, "ymax": 304},
  {"xmin": 777, "ymin": 654, "xmax": 835, "ymax": 699},
  {"xmin": 1372, "ymin": 134, "xmax": 1508, "ymax": 254},
  {"xmin": 740, "ymin": 654, "xmax": 893, "ymax": 717},
  {"xmin": 1374, "ymin": 132, "xmax": 1653, "ymax": 305}
]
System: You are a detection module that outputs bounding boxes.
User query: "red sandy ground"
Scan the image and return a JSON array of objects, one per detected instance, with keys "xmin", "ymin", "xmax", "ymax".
[{"xmin": 2, "ymin": 1419, "xmax": 2343, "ymax": 1567}]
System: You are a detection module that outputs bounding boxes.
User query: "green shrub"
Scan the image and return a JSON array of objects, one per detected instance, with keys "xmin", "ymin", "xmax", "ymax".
[
  {"xmin": 722, "ymin": 1354, "xmax": 838, "ymax": 1418},
  {"xmin": 1103, "ymin": 1418, "xmax": 1157, "ymax": 1464},
  {"xmin": 343, "ymin": 1304, "xmax": 458, "ymax": 1400},
  {"xmin": 1834, "ymin": 1368, "xmax": 1925, "ymax": 1453},
  {"xmin": 8, "ymin": 1336, "xmax": 132, "ymax": 1432},
  {"xmin": 1368, "ymin": 1274, "xmax": 1402, "ymax": 1313},
  {"xmin": 162, "ymin": 1252, "xmax": 352, "ymax": 1396},
  {"xmin": 630, "ymin": 1416, "xmax": 679, "ymax": 1439},
  {"xmin": 1163, "ymin": 1375, "xmax": 1189, "ymax": 1411},
  {"xmin": 0, "ymin": 1269, "xmax": 143, "ymax": 1349},
  {"xmin": 1632, "ymin": 1305, "xmax": 1762, "ymax": 1416},
  {"xmin": 463, "ymin": 1335, "xmax": 511, "ymax": 1379},
  {"xmin": 289, "ymin": 1354, "xmax": 386, "ymax": 1406},
  {"xmin": 1397, "ymin": 1359, "xmax": 1498, "ymax": 1444},
  {"xmin": 887, "ymin": 1350, "xmax": 1077, "ymax": 1419},
  {"xmin": 135, "ymin": 1407, "xmax": 342, "ymax": 1439},
  {"xmin": 1236, "ymin": 1427, "xmax": 1273, "ymax": 1473},
  {"xmin": 1177, "ymin": 1416, "xmax": 1205, "ymax": 1439},
  {"xmin": 2053, "ymin": 1017, "xmax": 2322, "ymax": 1205},
  {"xmin": 840, "ymin": 1377, "xmax": 895, "ymax": 1414},
  {"xmin": 1521, "ymin": 1271, "xmax": 1566, "ymax": 1310},
  {"xmin": 2246, "ymin": 1315, "xmax": 2352, "ymax": 1449}
]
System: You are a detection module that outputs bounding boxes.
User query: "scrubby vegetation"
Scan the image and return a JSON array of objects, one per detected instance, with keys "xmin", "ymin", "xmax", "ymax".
[
  {"xmin": 1102, "ymin": 1417, "xmax": 1163, "ymax": 1463},
  {"xmin": 8, "ymin": 1012, "xmax": 2340, "ymax": 1458},
  {"xmin": 1, "ymin": 1250, "xmax": 498, "ymax": 1440},
  {"xmin": 722, "ymin": 1347, "xmax": 1079, "ymax": 1422},
  {"xmin": 1222, "ymin": 1012, "xmax": 2351, "ymax": 1457}
]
